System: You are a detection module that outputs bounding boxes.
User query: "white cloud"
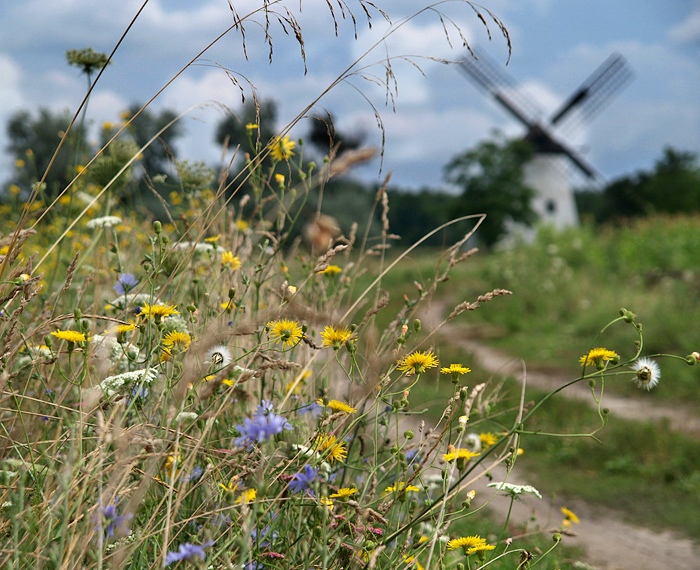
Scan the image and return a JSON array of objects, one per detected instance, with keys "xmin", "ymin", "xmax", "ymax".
[
  {"xmin": 669, "ymin": 5, "xmax": 700, "ymax": 44},
  {"xmin": 0, "ymin": 53, "xmax": 24, "ymax": 177},
  {"xmin": 0, "ymin": 53, "xmax": 23, "ymax": 111}
]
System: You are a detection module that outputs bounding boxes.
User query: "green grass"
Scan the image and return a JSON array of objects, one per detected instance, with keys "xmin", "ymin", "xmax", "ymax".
[
  {"xmin": 502, "ymin": 380, "xmax": 700, "ymax": 539},
  {"xmin": 372, "ymin": 217, "xmax": 700, "ymax": 404}
]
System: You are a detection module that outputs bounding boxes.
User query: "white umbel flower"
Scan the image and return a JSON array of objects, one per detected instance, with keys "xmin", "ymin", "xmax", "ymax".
[
  {"xmin": 98, "ymin": 368, "xmax": 158, "ymax": 397},
  {"xmin": 174, "ymin": 241, "xmax": 225, "ymax": 254},
  {"xmin": 86, "ymin": 215, "xmax": 122, "ymax": 229},
  {"xmin": 488, "ymin": 481, "xmax": 542, "ymax": 499},
  {"xmin": 631, "ymin": 357, "xmax": 661, "ymax": 391}
]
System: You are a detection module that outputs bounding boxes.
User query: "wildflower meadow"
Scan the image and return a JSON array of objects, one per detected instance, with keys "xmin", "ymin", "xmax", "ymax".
[{"xmin": 1, "ymin": 1, "xmax": 697, "ymax": 569}]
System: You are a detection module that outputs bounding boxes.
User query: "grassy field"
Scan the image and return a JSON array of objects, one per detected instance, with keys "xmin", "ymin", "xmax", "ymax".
[
  {"xmin": 371, "ymin": 216, "xmax": 700, "ymax": 404},
  {"xmin": 373, "ymin": 222, "xmax": 700, "ymax": 541},
  {"xmin": 1, "ymin": 0, "xmax": 697, "ymax": 563}
]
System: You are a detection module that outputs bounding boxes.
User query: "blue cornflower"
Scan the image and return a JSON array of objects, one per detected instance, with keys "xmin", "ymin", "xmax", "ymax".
[
  {"xmin": 298, "ymin": 401, "xmax": 322, "ymax": 417},
  {"xmin": 97, "ymin": 496, "xmax": 131, "ymax": 540},
  {"xmin": 289, "ymin": 464, "xmax": 318, "ymax": 495},
  {"xmin": 113, "ymin": 273, "xmax": 139, "ymax": 295},
  {"xmin": 256, "ymin": 399, "xmax": 274, "ymax": 415},
  {"xmin": 251, "ymin": 523, "xmax": 278, "ymax": 548},
  {"xmin": 165, "ymin": 541, "xmax": 215, "ymax": 566},
  {"xmin": 235, "ymin": 402, "xmax": 293, "ymax": 447},
  {"xmin": 180, "ymin": 465, "xmax": 203, "ymax": 483},
  {"xmin": 126, "ymin": 385, "xmax": 148, "ymax": 405}
]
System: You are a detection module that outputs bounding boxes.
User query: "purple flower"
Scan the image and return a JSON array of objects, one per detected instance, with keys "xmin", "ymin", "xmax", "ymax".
[
  {"xmin": 165, "ymin": 541, "xmax": 215, "ymax": 566},
  {"xmin": 97, "ymin": 496, "xmax": 131, "ymax": 540},
  {"xmin": 298, "ymin": 401, "xmax": 322, "ymax": 417},
  {"xmin": 235, "ymin": 403, "xmax": 293, "ymax": 447},
  {"xmin": 256, "ymin": 400, "xmax": 274, "ymax": 415},
  {"xmin": 251, "ymin": 524, "xmax": 277, "ymax": 548},
  {"xmin": 180, "ymin": 465, "xmax": 203, "ymax": 483},
  {"xmin": 113, "ymin": 273, "xmax": 139, "ymax": 295},
  {"xmin": 289, "ymin": 465, "xmax": 318, "ymax": 495},
  {"xmin": 127, "ymin": 385, "xmax": 148, "ymax": 405}
]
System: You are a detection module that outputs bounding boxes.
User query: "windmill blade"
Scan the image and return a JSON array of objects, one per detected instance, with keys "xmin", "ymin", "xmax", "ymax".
[
  {"xmin": 550, "ymin": 53, "xmax": 634, "ymax": 132},
  {"xmin": 458, "ymin": 48, "xmax": 544, "ymax": 130},
  {"xmin": 524, "ymin": 124, "xmax": 600, "ymax": 180}
]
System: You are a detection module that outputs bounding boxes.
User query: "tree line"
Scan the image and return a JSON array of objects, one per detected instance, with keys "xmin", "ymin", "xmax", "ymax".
[{"xmin": 4, "ymin": 101, "xmax": 699, "ymax": 248}]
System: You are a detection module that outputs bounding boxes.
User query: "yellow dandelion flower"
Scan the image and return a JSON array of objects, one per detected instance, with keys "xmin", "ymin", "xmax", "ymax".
[
  {"xmin": 320, "ymin": 264, "xmax": 342, "ymax": 276},
  {"xmin": 579, "ymin": 347, "xmax": 618, "ymax": 367},
  {"xmin": 139, "ymin": 303, "xmax": 179, "ymax": 320},
  {"xmin": 404, "ymin": 555, "xmax": 424, "ymax": 570},
  {"xmin": 245, "ymin": 123, "xmax": 258, "ymax": 132},
  {"xmin": 162, "ymin": 450, "xmax": 181, "ymax": 475},
  {"xmin": 384, "ymin": 482, "xmax": 420, "ymax": 494},
  {"xmin": 440, "ymin": 364, "xmax": 471, "ymax": 375},
  {"xmin": 111, "ymin": 323, "xmax": 137, "ymax": 334},
  {"xmin": 236, "ymin": 488, "xmax": 257, "ymax": 504},
  {"xmin": 236, "ymin": 219, "xmax": 249, "ymax": 232},
  {"xmin": 398, "ymin": 350, "xmax": 439, "ymax": 375},
  {"xmin": 442, "ymin": 449, "xmax": 480, "ymax": 463},
  {"xmin": 314, "ymin": 433, "xmax": 347, "ymax": 463},
  {"xmin": 285, "ymin": 371, "xmax": 310, "ymax": 394},
  {"xmin": 222, "ymin": 251, "xmax": 241, "ymax": 270},
  {"xmin": 271, "ymin": 135, "xmax": 296, "ymax": 161},
  {"xmin": 162, "ymin": 331, "xmax": 191, "ymax": 353},
  {"xmin": 218, "ymin": 479, "xmax": 238, "ymax": 493},
  {"xmin": 318, "ymin": 399, "xmax": 357, "ymax": 414},
  {"xmin": 320, "ymin": 325, "xmax": 354, "ymax": 349},
  {"xmin": 275, "ymin": 173, "xmax": 285, "ymax": 185},
  {"xmin": 560, "ymin": 507, "xmax": 579, "ymax": 525},
  {"xmin": 329, "ymin": 487, "xmax": 357, "ymax": 499},
  {"xmin": 446, "ymin": 535, "xmax": 495, "ymax": 555},
  {"xmin": 51, "ymin": 330, "xmax": 91, "ymax": 343},
  {"xmin": 319, "ymin": 497, "xmax": 334, "ymax": 511},
  {"xmin": 205, "ymin": 234, "xmax": 221, "ymax": 243},
  {"xmin": 268, "ymin": 319, "xmax": 303, "ymax": 348},
  {"xmin": 479, "ymin": 432, "xmax": 498, "ymax": 448}
]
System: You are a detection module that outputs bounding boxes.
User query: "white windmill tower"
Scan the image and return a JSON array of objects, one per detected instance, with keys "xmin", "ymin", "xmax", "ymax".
[{"xmin": 458, "ymin": 50, "xmax": 633, "ymax": 234}]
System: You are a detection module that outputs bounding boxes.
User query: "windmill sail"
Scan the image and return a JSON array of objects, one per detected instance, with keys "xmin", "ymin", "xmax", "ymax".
[
  {"xmin": 455, "ymin": 48, "xmax": 633, "ymax": 236},
  {"xmin": 551, "ymin": 53, "xmax": 634, "ymax": 134}
]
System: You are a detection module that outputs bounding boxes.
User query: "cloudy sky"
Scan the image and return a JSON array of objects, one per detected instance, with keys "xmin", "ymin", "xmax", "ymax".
[{"xmin": 1, "ymin": 0, "xmax": 699, "ymax": 190}]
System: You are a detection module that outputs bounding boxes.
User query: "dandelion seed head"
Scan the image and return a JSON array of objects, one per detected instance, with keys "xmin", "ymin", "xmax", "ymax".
[{"xmin": 631, "ymin": 357, "xmax": 661, "ymax": 391}]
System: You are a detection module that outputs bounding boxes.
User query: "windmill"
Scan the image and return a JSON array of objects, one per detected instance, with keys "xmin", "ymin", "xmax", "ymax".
[{"xmin": 458, "ymin": 49, "xmax": 633, "ymax": 234}]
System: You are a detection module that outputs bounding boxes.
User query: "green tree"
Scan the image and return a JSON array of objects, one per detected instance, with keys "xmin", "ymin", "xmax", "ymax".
[
  {"xmin": 596, "ymin": 147, "xmax": 700, "ymax": 223},
  {"xmin": 5, "ymin": 108, "xmax": 88, "ymax": 199},
  {"xmin": 214, "ymin": 99, "xmax": 278, "ymax": 163},
  {"xmin": 446, "ymin": 136, "xmax": 535, "ymax": 247},
  {"xmin": 307, "ymin": 112, "xmax": 364, "ymax": 158},
  {"xmin": 120, "ymin": 103, "xmax": 183, "ymax": 177}
]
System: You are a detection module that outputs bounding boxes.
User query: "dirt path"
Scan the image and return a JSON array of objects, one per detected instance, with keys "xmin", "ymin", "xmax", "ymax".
[
  {"xmin": 448, "ymin": 331, "xmax": 700, "ymax": 439},
  {"xmin": 411, "ymin": 301, "xmax": 700, "ymax": 569}
]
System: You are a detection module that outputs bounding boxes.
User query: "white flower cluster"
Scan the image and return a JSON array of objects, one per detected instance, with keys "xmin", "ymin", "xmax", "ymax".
[
  {"xmin": 174, "ymin": 241, "xmax": 225, "ymax": 254},
  {"xmin": 107, "ymin": 293, "xmax": 154, "ymax": 311},
  {"xmin": 98, "ymin": 368, "xmax": 157, "ymax": 397},
  {"xmin": 174, "ymin": 412, "xmax": 199, "ymax": 424},
  {"xmin": 86, "ymin": 215, "xmax": 122, "ymax": 229},
  {"xmin": 487, "ymin": 481, "xmax": 542, "ymax": 499}
]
